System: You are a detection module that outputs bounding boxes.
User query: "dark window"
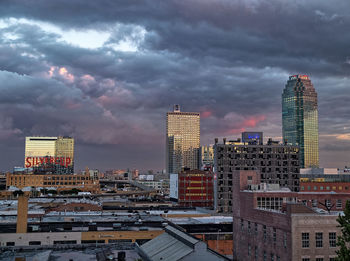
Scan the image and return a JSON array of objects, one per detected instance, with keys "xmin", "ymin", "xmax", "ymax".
[
  {"xmin": 316, "ymin": 232, "xmax": 323, "ymax": 248},
  {"xmin": 6, "ymin": 242, "xmax": 15, "ymax": 246},
  {"xmin": 53, "ymin": 240, "xmax": 77, "ymax": 244},
  {"xmin": 302, "ymin": 233, "xmax": 309, "ymax": 248},
  {"xmin": 29, "ymin": 241, "xmax": 41, "ymax": 245},
  {"xmin": 108, "ymin": 239, "xmax": 132, "ymax": 243},
  {"xmin": 329, "ymin": 232, "xmax": 336, "ymax": 247}
]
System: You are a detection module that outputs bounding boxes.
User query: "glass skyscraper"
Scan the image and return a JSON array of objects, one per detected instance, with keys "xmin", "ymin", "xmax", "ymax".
[
  {"xmin": 282, "ymin": 75, "xmax": 319, "ymax": 168},
  {"xmin": 166, "ymin": 105, "xmax": 200, "ymax": 174}
]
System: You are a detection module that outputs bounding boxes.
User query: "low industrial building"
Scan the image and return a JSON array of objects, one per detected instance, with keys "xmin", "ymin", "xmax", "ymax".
[
  {"xmin": 5, "ymin": 172, "xmax": 100, "ymax": 194},
  {"xmin": 232, "ymin": 170, "xmax": 341, "ymax": 261},
  {"xmin": 139, "ymin": 225, "xmax": 230, "ymax": 261},
  {"xmin": 0, "ymin": 195, "xmax": 232, "ymax": 259}
]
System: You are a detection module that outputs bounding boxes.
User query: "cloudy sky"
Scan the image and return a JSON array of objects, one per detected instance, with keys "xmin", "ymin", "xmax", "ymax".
[{"xmin": 0, "ymin": 0, "xmax": 349, "ymax": 172}]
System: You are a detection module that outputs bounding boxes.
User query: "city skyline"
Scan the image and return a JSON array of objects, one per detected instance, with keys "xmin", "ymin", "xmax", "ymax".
[{"xmin": 0, "ymin": 1, "xmax": 350, "ymax": 171}]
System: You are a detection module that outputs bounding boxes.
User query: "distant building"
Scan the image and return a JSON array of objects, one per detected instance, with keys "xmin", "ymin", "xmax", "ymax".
[
  {"xmin": 282, "ymin": 75, "xmax": 319, "ymax": 168},
  {"xmin": 300, "ymin": 173, "xmax": 350, "ymax": 194},
  {"xmin": 132, "ymin": 169, "xmax": 139, "ymax": 179},
  {"xmin": 82, "ymin": 169, "xmax": 100, "ymax": 180},
  {"xmin": 200, "ymin": 145, "xmax": 214, "ymax": 168},
  {"xmin": 104, "ymin": 169, "xmax": 130, "ymax": 180},
  {"xmin": 171, "ymin": 169, "xmax": 214, "ymax": 208},
  {"xmin": 214, "ymin": 137, "xmax": 300, "ymax": 213},
  {"xmin": 24, "ymin": 136, "xmax": 74, "ymax": 174},
  {"xmin": 300, "ymin": 168, "xmax": 338, "ymax": 175},
  {"xmin": 5, "ymin": 172, "xmax": 99, "ymax": 193},
  {"xmin": 242, "ymin": 132, "xmax": 263, "ymax": 145},
  {"xmin": 138, "ymin": 174, "xmax": 154, "ymax": 181},
  {"xmin": 170, "ymin": 173, "xmax": 178, "ymax": 200},
  {"xmin": 166, "ymin": 105, "xmax": 200, "ymax": 174},
  {"xmin": 138, "ymin": 179, "xmax": 169, "ymax": 192}
]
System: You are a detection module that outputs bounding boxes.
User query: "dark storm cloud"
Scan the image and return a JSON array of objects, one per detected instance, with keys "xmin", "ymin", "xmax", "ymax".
[{"xmin": 0, "ymin": 0, "xmax": 349, "ymax": 171}]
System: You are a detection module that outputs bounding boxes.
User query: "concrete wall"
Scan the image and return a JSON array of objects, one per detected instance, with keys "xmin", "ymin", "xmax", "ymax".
[
  {"xmin": 0, "ymin": 232, "xmax": 81, "ymax": 246},
  {"xmin": 169, "ymin": 173, "xmax": 178, "ymax": 199}
]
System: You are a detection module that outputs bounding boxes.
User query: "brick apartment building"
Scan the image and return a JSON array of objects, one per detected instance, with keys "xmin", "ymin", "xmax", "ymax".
[
  {"xmin": 214, "ymin": 137, "xmax": 300, "ymax": 213},
  {"xmin": 232, "ymin": 170, "xmax": 341, "ymax": 261}
]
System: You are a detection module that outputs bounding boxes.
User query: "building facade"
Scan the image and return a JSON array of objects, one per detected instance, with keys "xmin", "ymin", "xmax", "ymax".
[
  {"xmin": 176, "ymin": 169, "xmax": 214, "ymax": 207},
  {"xmin": 232, "ymin": 170, "xmax": 340, "ymax": 261},
  {"xmin": 282, "ymin": 75, "xmax": 319, "ymax": 168},
  {"xmin": 241, "ymin": 132, "xmax": 263, "ymax": 145},
  {"xmin": 214, "ymin": 137, "xmax": 300, "ymax": 213},
  {"xmin": 5, "ymin": 172, "xmax": 99, "ymax": 193},
  {"xmin": 25, "ymin": 136, "xmax": 74, "ymax": 174},
  {"xmin": 166, "ymin": 105, "xmax": 200, "ymax": 174}
]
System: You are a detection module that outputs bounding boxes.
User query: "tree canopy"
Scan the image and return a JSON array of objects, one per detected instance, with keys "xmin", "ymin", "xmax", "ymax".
[{"xmin": 336, "ymin": 200, "xmax": 350, "ymax": 260}]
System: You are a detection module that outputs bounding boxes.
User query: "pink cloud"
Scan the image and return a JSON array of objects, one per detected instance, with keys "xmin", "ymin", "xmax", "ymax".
[
  {"xmin": 80, "ymin": 74, "xmax": 95, "ymax": 86},
  {"xmin": 225, "ymin": 127, "xmax": 246, "ymax": 135},
  {"xmin": 64, "ymin": 100, "xmax": 81, "ymax": 110},
  {"xmin": 242, "ymin": 115, "xmax": 266, "ymax": 128},
  {"xmin": 221, "ymin": 112, "xmax": 266, "ymax": 135},
  {"xmin": 59, "ymin": 67, "xmax": 75, "ymax": 83},
  {"xmin": 201, "ymin": 110, "xmax": 212, "ymax": 118}
]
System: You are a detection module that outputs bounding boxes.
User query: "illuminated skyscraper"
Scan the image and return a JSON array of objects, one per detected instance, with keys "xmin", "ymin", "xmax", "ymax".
[
  {"xmin": 166, "ymin": 105, "xmax": 200, "ymax": 174},
  {"xmin": 282, "ymin": 75, "xmax": 319, "ymax": 168},
  {"xmin": 25, "ymin": 136, "xmax": 74, "ymax": 174}
]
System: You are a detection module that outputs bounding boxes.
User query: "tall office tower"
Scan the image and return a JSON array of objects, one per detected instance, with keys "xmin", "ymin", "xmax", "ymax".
[
  {"xmin": 166, "ymin": 105, "xmax": 200, "ymax": 174},
  {"xmin": 282, "ymin": 75, "xmax": 319, "ymax": 168},
  {"xmin": 214, "ymin": 136, "xmax": 300, "ymax": 213},
  {"xmin": 24, "ymin": 136, "xmax": 74, "ymax": 174}
]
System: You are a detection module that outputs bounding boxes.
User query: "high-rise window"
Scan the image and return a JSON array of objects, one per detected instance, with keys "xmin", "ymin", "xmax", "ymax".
[{"xmin": 282, "ymin": 75, "xmax": 319, "ymax": 168}]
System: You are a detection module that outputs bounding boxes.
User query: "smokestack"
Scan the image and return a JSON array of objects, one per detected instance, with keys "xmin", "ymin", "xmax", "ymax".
[{"xmin": 16, "ymin": 194, "xmax": 28, "ymax": 233}]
